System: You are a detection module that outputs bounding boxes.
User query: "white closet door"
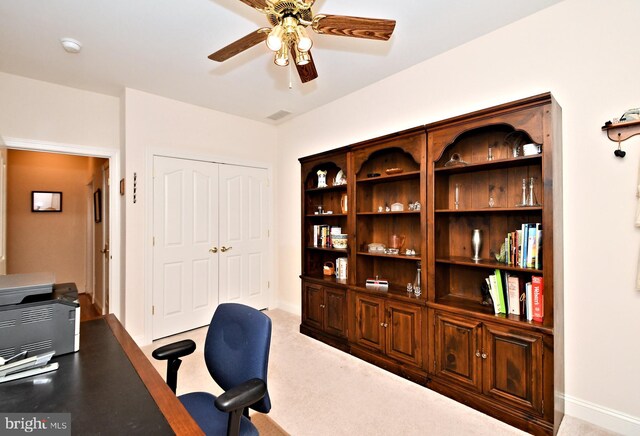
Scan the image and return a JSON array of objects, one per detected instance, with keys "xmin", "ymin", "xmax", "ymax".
[
  {"xmin": 153, "ymin": 156, "xmax": 219, "ymax": 339},
  {"xmin": 218, "ymin": 165, "xmax": 269, "ymax": 310}
]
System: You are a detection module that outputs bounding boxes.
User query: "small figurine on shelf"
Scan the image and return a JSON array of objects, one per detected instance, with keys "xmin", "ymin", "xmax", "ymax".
[
  {"xmin": 317, "ymin": 170, "xmax": 328, "ymax": 188},
  {"xmin": 334, "ymin": 169, "xmax": 347, "ymax": 186}
]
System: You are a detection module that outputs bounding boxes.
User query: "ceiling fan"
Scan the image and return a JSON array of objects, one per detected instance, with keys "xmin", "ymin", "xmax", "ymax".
[{"xmin": 209, "ymin": 0, "xmax": 396, "ymax": 83}]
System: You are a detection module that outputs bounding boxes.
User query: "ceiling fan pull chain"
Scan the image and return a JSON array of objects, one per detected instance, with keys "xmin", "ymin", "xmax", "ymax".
[{"xmin": 289, "ymin": 61, "xmax": 293, "ymax": 89}]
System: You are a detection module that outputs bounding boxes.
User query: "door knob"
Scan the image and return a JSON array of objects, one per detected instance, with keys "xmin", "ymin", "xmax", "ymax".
[
  {"xmin": 209, "ymin": 247, "xmax": 218, "ymax": 253},
  {"xmin": 220, "ymin": 246, "xmax": 232, "ymax": 252}
]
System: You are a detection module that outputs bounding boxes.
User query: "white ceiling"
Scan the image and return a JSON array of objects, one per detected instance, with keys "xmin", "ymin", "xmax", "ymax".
[{"xmin": 0, "ymin": 0, "xmax": 561, "ymax": 124}]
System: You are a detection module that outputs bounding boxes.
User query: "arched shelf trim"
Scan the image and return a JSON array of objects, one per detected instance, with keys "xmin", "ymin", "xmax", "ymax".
[
  {"xmin": 354, "ymin": 146, "xmax": 420, "ymax": 177},
  {"xmin": 433, "ymin": 123, "xmax": 535, "ymax": 163}
]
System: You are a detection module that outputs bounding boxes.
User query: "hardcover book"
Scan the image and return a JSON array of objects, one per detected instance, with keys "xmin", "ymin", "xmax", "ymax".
[
  {"xmin": 507, "ymin": 275, "xmax": 521, "ymax": 316},
  {"xmin": 532, "ymin": 275, "xmax": 544, "ymax": 322}
]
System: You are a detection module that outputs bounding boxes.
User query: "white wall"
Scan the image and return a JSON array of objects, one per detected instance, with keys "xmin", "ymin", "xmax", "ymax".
[
  {"xmin": 0, "ymin": 72, "xmax": 120, "ymax": 148},
  {"xmin": 123, "ymin": 89, "xmax": 278, "ymax": 342},
  {"xmin": 276, "ymin": 0, "xmax": 640, "ymax": 432}
]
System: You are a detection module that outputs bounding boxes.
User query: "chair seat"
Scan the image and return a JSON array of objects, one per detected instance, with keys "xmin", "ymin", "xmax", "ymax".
[{"xmin": 179, "ymin": 392, "xmax": 258, "ymax": 436}]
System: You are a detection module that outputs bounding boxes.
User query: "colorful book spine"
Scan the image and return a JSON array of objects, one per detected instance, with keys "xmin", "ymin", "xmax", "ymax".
[
  {"xmin": 507, "ymin": 275, "xmax": 521, "ymax": 315},
  {"xmin": 489, "ymin": 274, "xmax": 504, "ymax": 314},
  {"xmin": 532, "ymin": 275, "xmax": 544, "ymax": 322},
  {"xmin": 534, "ymin": 223, "xmax": 543, "ymax": 269},
  {"xmin": 494, "ymin": 269, "xmax": 507, "ymax": 315},
  {"xmin": 486, "ymin": 277, "xmax": 500, "ymax": 315}
]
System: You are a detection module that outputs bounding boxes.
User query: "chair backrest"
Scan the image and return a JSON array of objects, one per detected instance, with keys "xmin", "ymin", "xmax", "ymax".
[{"xmin": 204, "ymin": 303, "xmax": 272, "ymax": 413}]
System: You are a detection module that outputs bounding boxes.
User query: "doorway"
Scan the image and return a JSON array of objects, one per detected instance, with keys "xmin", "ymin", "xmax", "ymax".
[
  {"xmin": 0, "ymin": 136, "xmax": 121, "ymax": 320},
  {"xmin": 4, "ymin": 150, "xmax": 108, "ymax": 310}
]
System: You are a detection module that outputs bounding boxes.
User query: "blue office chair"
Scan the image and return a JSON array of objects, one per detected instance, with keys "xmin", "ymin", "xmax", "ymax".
[{"xmin": 152, "ymin": 303, "xmax": 272, "ymax": 436}]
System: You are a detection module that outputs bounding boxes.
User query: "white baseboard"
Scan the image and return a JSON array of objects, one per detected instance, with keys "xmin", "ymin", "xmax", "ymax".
[
  {"xmin": 564, "ymin": 394, "xmax": 640, "ymax": 435},
  {"xmin": 271, "ymin": 300, "xmax": 300, "ymax": 316}
]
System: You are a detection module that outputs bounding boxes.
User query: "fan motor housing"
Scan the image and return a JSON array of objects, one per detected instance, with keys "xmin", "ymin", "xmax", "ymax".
[{"xmin": 266, "ymin": 0, "xmax": 313, "ymax": 27}]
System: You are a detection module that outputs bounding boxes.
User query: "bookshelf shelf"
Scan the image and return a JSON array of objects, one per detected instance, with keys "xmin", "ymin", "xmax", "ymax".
[
  {"xmin": 435, "ymin": 206, "xmax": 542, "ymax": 214},
  {"xmin": 434, "ymin": 154, "xmax": 541, "ymax": 174},
  {"xmin": 307, "ymin": 246, "xmax": 348, "ymax": 253},
  {"xmin": 357, "ymin": 251, "xmax": 421, "ymax": 261},
  {"xmin": 305, "ymin": 184, "xmax": 347, "ymax": 193}
]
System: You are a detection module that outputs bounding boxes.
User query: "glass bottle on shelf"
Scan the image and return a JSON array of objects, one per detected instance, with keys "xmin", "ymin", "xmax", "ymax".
[
  {"xmin": 413, "ymin": 262, "xmax": 422, "ymax": 297},
  {"xmin": 517, "ymin": 178, "xmax": 527, "ymax": 207},
  {"xmin": 526, "ymin": 177, "xmax": 540, "ymax": 206}
]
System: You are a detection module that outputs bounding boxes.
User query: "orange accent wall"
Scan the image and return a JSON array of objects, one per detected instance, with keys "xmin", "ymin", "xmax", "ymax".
[{"xmin": 6, "ymin": 150, "xmax": 103, "ymax": 292}]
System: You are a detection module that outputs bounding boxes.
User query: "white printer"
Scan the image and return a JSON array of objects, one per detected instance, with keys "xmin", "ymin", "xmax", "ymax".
[{"xmin": 0, "ymin": 273, "xmax": 80, "ymax": 361}]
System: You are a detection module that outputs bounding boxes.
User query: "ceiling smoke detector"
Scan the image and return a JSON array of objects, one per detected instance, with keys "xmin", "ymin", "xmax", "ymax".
[{"xmin": 60, "ymin": 38, "xmax": 82, "ymax": 53}]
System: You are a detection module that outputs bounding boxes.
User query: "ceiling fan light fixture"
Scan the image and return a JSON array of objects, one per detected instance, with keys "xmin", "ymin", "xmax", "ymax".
[
  {"xmin": 294, "ymin": 25, "xmax": 312, "ymax": 52},
  {"xmin": 266, "ymin": 24, "xmax": 285, "ymax": 51},
  {"xmin": 294, "ymin": 46, "xmax": 310, "ymax": 66},
  {"xmin": 274, "ymin": 43, "xmax": 289, "ymax": 66}
]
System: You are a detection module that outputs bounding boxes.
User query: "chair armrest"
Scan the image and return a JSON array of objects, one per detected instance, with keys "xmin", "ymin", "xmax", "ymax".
[
  {"xmin": 152, "ymin": 339, "xmax": 196, "ymax": 361},
  {"xmin": 214, "ymin": 378, "xmax": 267, "ymax": 413}
]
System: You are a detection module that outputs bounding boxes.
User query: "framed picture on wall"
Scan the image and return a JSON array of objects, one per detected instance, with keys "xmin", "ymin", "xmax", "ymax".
[
  {"xmin": 94, "ymin": 189, "xmax": 102, "ymax": 223},
  {"xmin": 32, "ymin": 191, "xmax": 62, "ymax": 212}
]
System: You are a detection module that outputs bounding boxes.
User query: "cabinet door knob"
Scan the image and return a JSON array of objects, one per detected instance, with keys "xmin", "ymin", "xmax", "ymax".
[
  {"xmin": 475, "ymin": 351, "xmax": 481, "ymax": 358},
  {"xmin": 220, "ymin": 246, "xmax": 232, "ymax": 252},
  {"xmin": 384, "ymin": 323, "xmax": 388, "ymax": 328},
  {"xmin": 320, "ymin": 304, "xmax": 325, "ymax": 308},
  {"xmin": 209, "ymin": 247, "xmax": 218, "ymax": 253},
  {"xmin": 482, "ymin": 353, "xmax": 487, "ymax": 359},
  {"xmin": 380, "ymin": 322, "xmax": 385, "ymax": 327}
]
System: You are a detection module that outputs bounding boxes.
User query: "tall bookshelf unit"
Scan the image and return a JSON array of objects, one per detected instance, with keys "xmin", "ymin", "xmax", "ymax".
[{"xmin": 299, "ymin": 93, "xmax": 563, "ymax": 435}]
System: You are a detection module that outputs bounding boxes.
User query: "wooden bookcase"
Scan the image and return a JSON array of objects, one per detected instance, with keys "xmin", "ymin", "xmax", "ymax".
[{"xmin": 299, "ymin": 93, "xmax": 563, "ymax": 435}]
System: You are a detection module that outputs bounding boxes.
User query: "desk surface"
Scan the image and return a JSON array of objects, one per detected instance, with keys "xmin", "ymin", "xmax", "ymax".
[{"xmin": 0, "ymin": 315, "xmax": 203, "ymax": 435}]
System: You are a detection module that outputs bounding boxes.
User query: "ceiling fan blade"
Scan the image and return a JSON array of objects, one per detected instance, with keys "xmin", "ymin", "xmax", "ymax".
[
  {"xmin": 208, "ymin": 28, "xmax": 270, "ymax": 62},
  {"xmin": 312, "ymin": 15, "xmax": 396, "ymax": 41},
  {"xmin": 237, "ymin": 0, "xmax": 269, "ymax": 11},
  {"xmin": 295, "ymin": 51, "xmax": 318, "ymax": 83}
]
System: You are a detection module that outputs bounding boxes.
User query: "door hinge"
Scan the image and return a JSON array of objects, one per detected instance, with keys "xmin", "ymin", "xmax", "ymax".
[
  {"xmin": 267, "ymin": 229, "xmax": 270, "ymax": 237},
  {"xmin": 433, "ymin": 359, "xmax": 436, "ymax": 371},
  {"xmin": 152, "ymin": 305, "xmax": 155, "ymax": 315},
  {"xmin": 267, "ymin": 281, "xmax": 270, "ymax": 289},
  {"xmin": 153, "ymin": 237, "xmax": 155, "ymax": 246}
]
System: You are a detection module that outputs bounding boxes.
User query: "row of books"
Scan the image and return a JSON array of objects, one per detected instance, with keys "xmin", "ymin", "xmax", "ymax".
[
  {"xmin": 312, "ymin": 225, "xmax": 340, "ymax": 248},
  {"xmin": 485, "ymin": 269, "xmax": 544, "ymax": 322},
  {"xmin": 499, "ymin": 223, "xmax": 542, "ymax": 269}
]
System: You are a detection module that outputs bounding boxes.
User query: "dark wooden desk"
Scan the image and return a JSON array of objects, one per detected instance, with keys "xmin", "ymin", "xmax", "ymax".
[{"xmin": 0, "ymin": 314, "xmax": 203, "ymax": 435}]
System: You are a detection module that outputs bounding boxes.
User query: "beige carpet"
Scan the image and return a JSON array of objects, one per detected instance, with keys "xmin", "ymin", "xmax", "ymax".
[
  {"xmin": 251, "ymin": 413, "xmax": 289, "ymax": 436},
  {"xmin": 142, "ymin": 309, "xmax": 615, "ymax": 436}
]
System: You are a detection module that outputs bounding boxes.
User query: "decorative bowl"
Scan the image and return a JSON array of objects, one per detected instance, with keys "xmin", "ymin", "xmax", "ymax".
[
  {"xmin": 332, "ymin": 234, "xmax": 348, "ymax": 249},
  {"xmin": 368, "ymin": 243, "xmax": 385, "ymax": 254},
  {"xmin": 385, "ymin": 168, "xmax": 403, "ymax": 175}
]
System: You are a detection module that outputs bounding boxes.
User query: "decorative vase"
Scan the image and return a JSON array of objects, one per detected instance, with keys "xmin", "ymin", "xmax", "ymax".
[
  {"xmin": 317, "ymin": 170, "xmax": 327, "ymax": 188},
  {"xmin": 471, "ymin": 229, "xmax": 482, "ymax": 261}
]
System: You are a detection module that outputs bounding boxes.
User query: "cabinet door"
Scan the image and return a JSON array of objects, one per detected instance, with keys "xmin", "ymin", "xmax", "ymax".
[
  {"xmin": 433, "ymin": 311, "xmax": 482, "ymax": 392},
  {"xmin": 324, "ymin": 287, "xmax": 347, "ymax": 337},
  {"xmin": 483, "ymin": 323, "xmax": 544, "ymax": 415},
  {"xmin": 385, "ymin": 301, "xmax": 422, "ymax": 366},
  {"xmin": 302, "ymin": 282, "xmax": 324, "ymax": 331},
  {"xmin": 354, "ymin": 294, "xmax": 385, "ymax": 352}
]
